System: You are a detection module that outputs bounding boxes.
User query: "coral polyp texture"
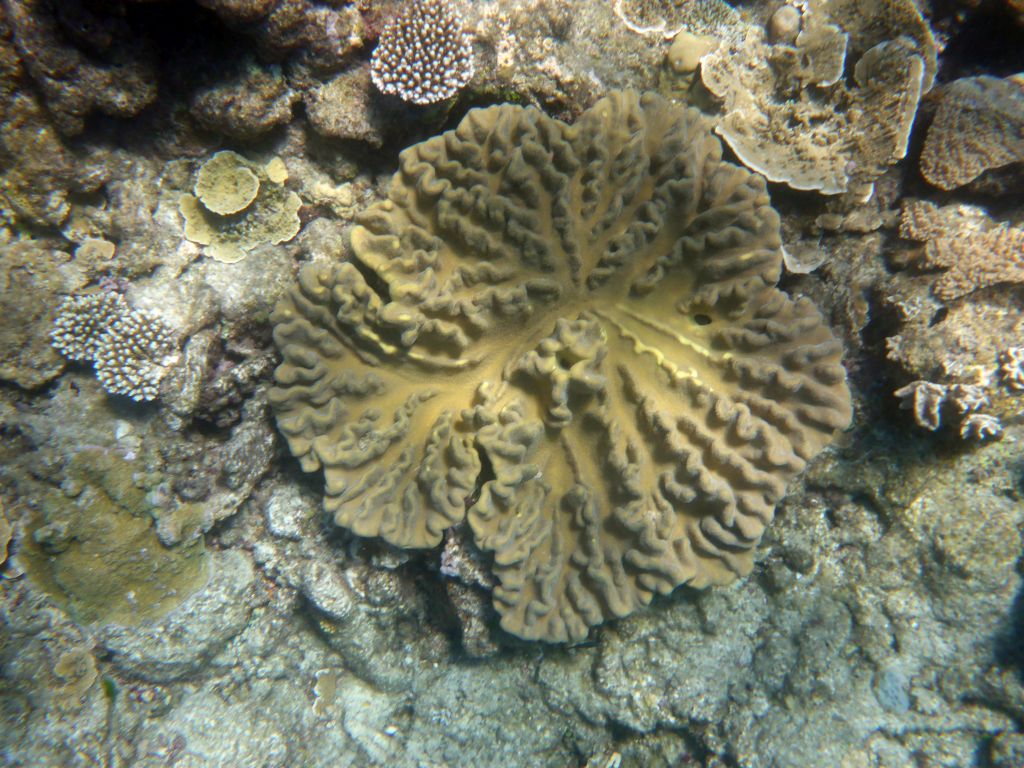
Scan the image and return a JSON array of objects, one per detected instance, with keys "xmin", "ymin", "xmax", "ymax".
[
  {"xmin": 50, "ymin": 293, "xmax": 179, "ymax": 401},
  {"xmin": 370, "ymin": 0, "xmax": 475, "ymax": 105},
  {"xmin": 900, "ymin": 199, "xmax": 1024, "ymax": 300},
  {"xmin": 269, "ymin": 91, "xmax": 853, "ymax": 643},
  {"xmin": 920, "ymin": 74, "xmax": 1024, "ymax": 190}
]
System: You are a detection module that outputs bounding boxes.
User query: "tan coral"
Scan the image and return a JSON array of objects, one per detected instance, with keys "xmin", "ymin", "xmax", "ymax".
[
  {"xmin": 270, "ymin": 91, "xmax": 852, "ymax": 643},
  {"xmin": 960, "ymin": 413, "xmax": 1003, "ymax": 441},
  {"xmin": 613, "ymin": 0, "xmax": 740, "ymax": 39},
  {"xmin": 900, "ymin": 200, "xmax": 1024, "ymax": 300},
  {"xmin": 920, "ymin": 74, "xmax": 1024, "ymax": 191},
  {"xmin": 194, "ymin": 150, "xmax": 261, "ymax": 215},
  {"xmin": 701, "ymin": 0, "xmax": 935, "ymax": 195},
  {"xmin": 894, "ymin": 380, "xmax": 947, "ymax": 430},
  {"xmin": 0, "ymin": 502, "xmax": 11, "ymax": 570},
  {"xmin": 999, "ymin": 347, "xmax": 1024, "ymax": 392},
  {"xmin": 179, "ymin": 152, "xmax": 302, "ymax": 264}
]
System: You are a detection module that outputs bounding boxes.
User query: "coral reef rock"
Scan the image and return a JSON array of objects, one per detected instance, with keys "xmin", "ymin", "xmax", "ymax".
[
  {"xmin": 2, "ymin": 0, "xmax": 157, "ymax": 135},
  {"xmin": 270, "ymin": 90, "xmax": 853, "ymax": 643},
  {"xmin": 0, "ymin": 240, "xmax": 81, "ymax": 389}
]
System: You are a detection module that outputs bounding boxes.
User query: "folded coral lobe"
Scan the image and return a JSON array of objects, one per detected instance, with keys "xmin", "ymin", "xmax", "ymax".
[{"xmin": 270, "ymin": 90, "xmax": 853, "ymax": 643}]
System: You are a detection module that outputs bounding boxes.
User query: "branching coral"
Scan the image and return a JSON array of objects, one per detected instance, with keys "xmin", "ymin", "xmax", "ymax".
[
  {"xmin": 50, "ymin": 292, "xmax": 179, "ymax": 401},
  {"xmin": 900, "ymin": 200, "xmax": 1024, "ymax": 300},
  {"xmin": 270, "ymin": 91, "xmax": 852, "ymax": 642},
  {"xmin": 370, "ymin": 0, "xmax": 474, "ymax": 105}
]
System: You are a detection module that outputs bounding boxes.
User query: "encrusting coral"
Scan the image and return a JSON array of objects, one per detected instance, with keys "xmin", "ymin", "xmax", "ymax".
[
  {"xmin": 270, "ymin": 90, "xmax": 852, "ymax": 643},
  {"xmin": 370, "ymin": 0, "xmax": 475, "ymax": 105},
  {"xmin": 179, "ymin": 150, "xmax": 302, "ymax": 264},
  {"xmin": 50, "ymin": 292, "xmax": 179, "ymax": 401}
]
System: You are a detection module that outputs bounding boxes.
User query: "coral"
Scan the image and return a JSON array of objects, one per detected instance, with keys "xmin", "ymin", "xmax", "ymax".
[
  {"xmin": 920, "ymin": 75, "xmax": 1024, "ymax": 191},
  {"xmin": 24, "ymin": 448, "xmax": 208, "ymax": 624},
  {"xmin": 948, "ymin": 383, "xmax": 989, "ymax": 415},
  {"xmin": 612, "ymin": 0, "xmax": 739, "ymax": 39},
  {"xmin": 666, "ymin": 30, "xmax": 716, "ymax": 74},
  {"xmin": 960, "ymin": 413, "xmax": 1003, "ymax": 441},
  {"xmin": 194, "ymin": 150, "xmax": 261, "ymax": 215},
  {"xmin": 53, "ymin": 647, "xmax": 98, "ymax": 706},
  {"xmin": 894, "ymin": 380, "xmax": 946, "ymax": 431},
  {"xmin": 768, "ymin": 5, "xmax": 801, "ymax": 45},
  {"xmin": 701, "ymin": 0, "xmax": 936, "ymax": 194},
  {"xmin": 999, "ymin": 347, "xmax": 1024, "ymax": 391},
  {"xmin": 0, "ymin": 501, "xmax": 11, "ymax": 570},
  {"xmin": 893, "ymin": 378, "xmax": 1006, "ymax": 440},
  {"xmin": 370, "ymin": 0, "xmax": 474, "ymax": 105},
  {"xmin": 270, "ymin": 90, "xmax": 852, "ymax": 642},
  {"xmin": 50, "ymin": 292, "xmax": 179, "ymax": 401},
  {"xmin": 2, "ymin": 0, "xmax": 157, "ymax": 135},
  {"xmin": 179, "ymin": 151, "xmax": 302, "ymax": 263},
  {"xmin": 899, "ymin": 200, "xmax": 1024, "ymax": 300}
]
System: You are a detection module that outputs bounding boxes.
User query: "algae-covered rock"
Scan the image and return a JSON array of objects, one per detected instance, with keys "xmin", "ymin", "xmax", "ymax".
[
  {"xmin": 0, "ymin": 241, "xmax": 82, "ymax": 389},
  {"xmin": 25, "ymin": 448, "xmax": 207, "ymax": 625},
  {"xmin": 189, "ymin": 62, "xmax": 297, "ymax": 140},
  {"xmin": 52, "ymin": 647, "xmax": 98, "ymax": 708},
  {"xmin": 179, "ymin": 151, "xmax": 302, "ymax": 264},
  {"xmin": 100, "ymin": 549, "xmax": 254, "ymax": 683}
]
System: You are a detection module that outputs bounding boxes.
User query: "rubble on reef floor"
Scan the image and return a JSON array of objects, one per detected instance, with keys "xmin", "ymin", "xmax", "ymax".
[{"xmin": 0, "ymin": 0, "xmax": 1023, "ymax": 766}]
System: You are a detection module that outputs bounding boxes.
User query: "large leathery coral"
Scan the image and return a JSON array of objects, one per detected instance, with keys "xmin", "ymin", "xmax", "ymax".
[{"xmin": 270, "ymin": 91, "xmax": 852, "ymax": 642}]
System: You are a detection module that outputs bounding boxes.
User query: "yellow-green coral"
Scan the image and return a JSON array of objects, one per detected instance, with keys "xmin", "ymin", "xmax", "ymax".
[
  {"xmin": 25, "ymin": 449, "xmax": 207, "ymax": 625},
  {"xmin": 270, "ymin": 91, "xmax": 852, "ymax": 643},
  {"xmin": 180, "ymin": 151, "xmax": 302, "ymax": 263},
  {"xmin": 194, "ymin": 150, "xmax": 261, "ymax": 215}
]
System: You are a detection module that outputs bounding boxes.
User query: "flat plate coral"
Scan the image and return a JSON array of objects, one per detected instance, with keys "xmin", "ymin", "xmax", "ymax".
[{"xmin": 270, "ymin": 90, "xmax": 852, "ymax": 642}]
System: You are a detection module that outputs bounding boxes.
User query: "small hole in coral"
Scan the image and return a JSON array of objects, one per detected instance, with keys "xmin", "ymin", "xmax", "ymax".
[{"xmin": 694, "ymin": 314, "xmax": 712, "ymax": 326}]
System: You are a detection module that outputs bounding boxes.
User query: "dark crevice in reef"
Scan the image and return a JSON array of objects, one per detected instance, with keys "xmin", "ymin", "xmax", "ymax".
[{"xmin": 932, "ymin": 3, "xmax": 1024, "ymax": 83}]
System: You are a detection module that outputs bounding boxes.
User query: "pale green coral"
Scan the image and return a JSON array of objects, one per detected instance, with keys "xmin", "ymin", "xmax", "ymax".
[
  {"xmin": 179, "ymin": 151, "xmax": 302, "ymax": 264},
  {"xmin": 194, "ymin": 150, "xmax": 261, "ymax": 215},
  {"xmin": 25, "ymin": 448, "xmax": 207, "ymax": 625}
]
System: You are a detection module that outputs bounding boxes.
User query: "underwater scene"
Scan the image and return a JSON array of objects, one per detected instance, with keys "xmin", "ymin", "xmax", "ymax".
[{"xmin": 0, "ymin": 0, "xmax": 1022, "ymax": 765}]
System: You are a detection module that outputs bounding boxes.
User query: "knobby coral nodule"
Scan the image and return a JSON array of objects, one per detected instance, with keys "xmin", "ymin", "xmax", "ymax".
[{"xmin": 270, "ymin": 91, "xmax": 852, "ymax": 643}]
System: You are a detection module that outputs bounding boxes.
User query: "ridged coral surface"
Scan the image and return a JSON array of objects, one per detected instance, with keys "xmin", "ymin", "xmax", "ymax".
[{"xmin": 270, "ymin": 91, "xmax": 852, "ymax": 642}]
